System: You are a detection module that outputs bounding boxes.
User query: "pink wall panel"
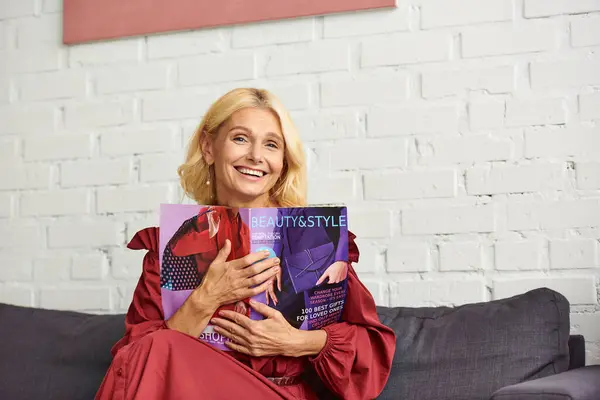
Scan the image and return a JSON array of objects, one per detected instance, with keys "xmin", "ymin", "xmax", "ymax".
[{"xmin": 63, "ymin": 0, "xmax": 396, "ymax": 44}]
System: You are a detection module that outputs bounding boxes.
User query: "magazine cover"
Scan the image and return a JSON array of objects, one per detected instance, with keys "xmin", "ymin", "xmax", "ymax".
[{"xmin": 159, "ymin": 204, "xmax": 349, "ymax": 351}]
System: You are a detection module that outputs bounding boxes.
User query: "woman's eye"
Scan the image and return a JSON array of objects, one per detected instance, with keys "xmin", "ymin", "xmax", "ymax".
[
  {"xmin": 266, "ymin": 142, "xmax": 279, "ymax": 149},
  {"xmin": 233, "ymin": 136, "xmax": 247, "ymax": 143}
]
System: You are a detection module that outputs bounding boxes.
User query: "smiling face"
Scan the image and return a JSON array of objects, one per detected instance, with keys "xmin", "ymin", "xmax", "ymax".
[{"xmin": 202, "ymin": 107, "xmax": 286, "ymax": 208}]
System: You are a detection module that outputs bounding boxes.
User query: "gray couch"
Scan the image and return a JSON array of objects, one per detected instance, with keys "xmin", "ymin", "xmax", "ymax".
[{"xmin": 1, "ymin": 287, "xmax": 599, "ymax": 399}]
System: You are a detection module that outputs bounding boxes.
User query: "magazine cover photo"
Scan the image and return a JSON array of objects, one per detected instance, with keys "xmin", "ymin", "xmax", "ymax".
[{"xmin": 159, "ymin": 204, "xmax": 349, "ymax": 350}]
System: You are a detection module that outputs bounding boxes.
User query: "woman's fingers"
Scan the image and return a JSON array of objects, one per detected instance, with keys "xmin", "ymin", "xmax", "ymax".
[
  {"xmin": 246, "ymin": 264, "xmax": 280, "ymax": 287},
  {"xmin": 241, "ymin": 257, "xmax": 280, "ymax": 278},
  {"xmin": 212, "ymin": 239, "xmax": 231, "ymax": 264},
  {"xmin": 230, "ymin": 251, "xmax": 270, "ymax": 270}
]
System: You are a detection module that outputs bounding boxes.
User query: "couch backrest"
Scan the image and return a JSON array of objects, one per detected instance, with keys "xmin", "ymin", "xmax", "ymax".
[{"xmin": 375, "ymin": 287, "xmax": 571, "ymax": 400}]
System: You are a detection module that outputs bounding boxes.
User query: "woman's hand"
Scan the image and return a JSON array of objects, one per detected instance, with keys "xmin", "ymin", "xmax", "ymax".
[
  {"xmin": 316, "ymin": 261, "xmax": 348, "ymax": 285},
  {"xmin": 265, "ymin": 268, "xmax": 281, "ymax": 306},
  {"xmin": 167, "ymin": 240, "xmax": 279, "ymax": 337},
  {"xmin": 195, "ymin": 239, "xmax": 280, "ymax": 308},
  {"xmin": 211, "ymin": 300, "xmax": 327, "ymax": 357}
]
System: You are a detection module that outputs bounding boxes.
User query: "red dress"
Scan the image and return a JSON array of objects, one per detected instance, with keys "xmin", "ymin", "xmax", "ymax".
[{"xmin": 95, "ymin": 227, "xmax": 396, "ymax": 400}]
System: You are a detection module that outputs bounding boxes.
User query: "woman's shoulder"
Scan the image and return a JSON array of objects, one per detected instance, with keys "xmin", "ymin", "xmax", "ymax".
[{"xmin": 127, "ymin": 227, "xmax": 159, "ymax": 252}]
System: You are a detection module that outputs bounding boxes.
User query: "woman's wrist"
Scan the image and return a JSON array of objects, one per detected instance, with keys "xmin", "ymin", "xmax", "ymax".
[
  {"xmin": 166, "ymin": 289, "xmax": 218, "ymax": 337},
  {"xmin": 285, "ymin": 329, "xmax": 327, "ymax": 357}
]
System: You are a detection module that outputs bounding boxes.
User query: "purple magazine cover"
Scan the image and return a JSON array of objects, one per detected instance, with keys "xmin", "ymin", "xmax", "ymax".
[{"xmin": 159, "ymin": 204, "xmax": 349, "ymax": 351}]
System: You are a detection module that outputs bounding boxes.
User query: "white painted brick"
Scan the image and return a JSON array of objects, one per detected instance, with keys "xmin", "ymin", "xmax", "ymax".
[
  {"xmin": 365, "ymin": 170, "xmax": 456, "ymax": 200},
  {"xmin": 462, "ymin": 22, "xmax": 555, "ymax": 57},
  {"xmin": 531, "ymin": 59, "xmax": 600, "ymax": 90},
  {"xmin": 178, "ymin": 53, "xmax": 255, "ymax": 86},
  {"xmin": 550, "ymin": 239, "xmax": 597, "ymax": 270},
  {"xmin": 140, "ymin": 154, "xmax": 181, "ymax": 182},
  {"xmin": 0, "ymin": 194, "xmax": 12, "ymax": 218},
  {"xmin": 259, "ymin": 83, "xmax": 310, "ymax": 111},
  {"xmin": 430, "ymin": 135, "xmax": 499, "ymax": 166},
  {"xmin": 369, "ymin": 105, "xmax": 459, "ymax": 136},
  {"xmin": 0, "ymin": 285, "xmax": 34, "ymax": 307},
  {"xmin": 466, "ymin": 163, "xmax": 566, "ymax": 195},
  {"xmin": 507, "ymin": 199, "xmax": 600, "ymax": 230},
  {"xmin": 469, "ymin": 100, "xmax": 505, "ymax": 131},
  {"xmin": 110, "ymin": 248, "xmax": 144, "ymax": 279},
  {"xmin": 142, "ymin": 91, "xmax": 216, "ymax": 121},
  {"xmin": 100, "ymin": 126, "xmax": 180, "ymax": 156},
  {"xmin": 571, "ymin": 313, "xmax": 600, "ymax": 342},
  {"xmin": 524, "ymin": 0, "xmax": 600, "ymax": 17},
  {"xmin": 148, "ymin": 28, "xmax": 226, "ymax": 58},
  {"xmin": 0, "ymin": 136, "xmax": 19, "ymax": 160},
  {"xmin": 571, "ymin": 16, "xmax": 600, "ymax": 47},
  {"xmin": 321, "ymin": 73, "xmax": 409, "ymax": 107},
  {"xmin": 0, "ymin": 77, "xmax": 9, "ymax": 103},
  {"xmin": 95, "ymin": 64, "xmax": 169, "ymax": 94},
  {"xmin": 65, "ymin": 99, "xmax": 135, "ymax": 130},
  {"xmin": 0, "ymin": 163, "xmax": 52, "ymax": 190},
  {"xmin": 439, "ymin": 242, "xmax": 483, "ymax": 271},
  {"xmin": 0, "ymin": 103, "xmax": 57, "ymax": 134},
  {"xmin": 403, "ymin": 204, "xmax": 495, "ymax": 235},
  {"xmin": 97, "ymin": 186, "xmax": 170, "ymax": 213},
  {"xmin": 43, "ymin": 0, "xmax": 62, "ymax": 12},
  {"xmin": 577, "ymin": 162, "xmax": 600, "ymax": 190},
  {"xmin": 352, "ymin": 239, "xmax": 383, "ymax": 274},
  {"xmin": 308, "ymin": 174, "xmax": 357, "ymax": 204},
  {"xmin": 266, "ymin": 42, "xmax": 349, "ymax": 76},
  {"xmin": 69, "ymin": 39, "xmax": 141, "ymax": 66},
  {"xmin": 24, "ymin": 134, "xmax": 91, "ymax": 161},
  {"xmin": 126, "ymin": 215, "xmax": 159, "ymax": 239},
  {"xmin": 331, "ymin": 139, "xmax": 407, "ymax": 170},
  {"xmin": 0, "ymin": 21, "xmax": 5, "ymax": 50},
  {"xmin": 21, "ymin": 189, "xmax": 90, "ymax": 217},
  {"xmin": 15, "ymin": 14, "xmax": 61, "ymax": 47},
  {"xmin": 348, "ymin": 209, "xmax": 392, "ymax": 239},
  {"xmin": 33, "ymin": 254, "xmax": 71, "ymax": 282},
  {"xmin": 422, "ymin": 66, "xmax": 514, "ymax": 99},
  {"xmin": 493, "ymin": 277, "xmax": 597, "ymax": 305},
  {"xmin": 0, "ymin": 252, "xmax": 33, "ymax": 281},
  {"xmin": 324, "ymin": 7, "xmax": 409, "ymax": 37},
  {"xmin": 294, "ymin": 111, "xmax": 360, "ymax": 141},
  {"xmin": 422, "ymin": 0, "xmax": 513, "ymax": 28},
  {"xmin": 387, "ymin": 240, "xmax": 431, "ymax": 272},
  {"xmin": 525, "ymin": 127, "xmax": 600, "ymax": 159},
  {"xmin": 506, "ymin": 98, "xmax": 566, "ymax": 127},
  {"xmin": 0, "ymin": 0, "xmax": 35, "ymax": 18},
  {"xmin": 2, "ymin": 47, "xmax": 61, "ymax": 73},
  {"xmin": 72, "ymin": 253, "xmax": 108, "ymax": 280},
  {"xmin": 48, "ymin": 220, "xmax": 123, "ymax": 248},
  {"xmin": 40, "ymin": 288, "xmax": 112, "ymax": 311},
  {"xmin": 61, "ymin": 159, "xmax": 132, "ymax": 187},
  {"xmin": 580, "ymin": 93, "xmax": 600, "ymax": 121},
  {"xmin": 361, "ymin": 32, "xmax": 450, "ymax": 67},
  {"xmin": 0, "ymin": 223, "xmax": 43, "ymax": 249},
  {"xmin": 233, "ymin": 18, "xmax": 314, "ymax": 48},
  {"xmin": 390, "ymin": 279, "xmax": 486, "ymax": 306},
  {"xmin": 115, "ymin": 284, "xmax": 137, "ymax": 310},
  {"xmin": 495, "ymin": 240, "xmax": 543, "ymax": 270}
]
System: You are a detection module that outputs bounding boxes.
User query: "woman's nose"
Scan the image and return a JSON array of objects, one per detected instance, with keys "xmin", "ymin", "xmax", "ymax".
[{"xmin": 247, "ymin": 143, "xmax": 264, "ymax": 163}]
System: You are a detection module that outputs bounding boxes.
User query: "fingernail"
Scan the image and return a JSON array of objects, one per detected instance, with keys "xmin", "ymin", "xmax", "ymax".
[
  {"xmin": 273, "ymin": 258, "xmax": 280, "ymax": 264},
  {"xmin": 263, "ymin": 250, "xmax": 270, "ymax": 257}
]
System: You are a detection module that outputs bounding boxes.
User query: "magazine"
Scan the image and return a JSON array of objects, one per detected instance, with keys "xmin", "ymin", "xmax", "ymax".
[{"xmin": 159, "ymin": 204, "xmax": 349, "ymax": 351}]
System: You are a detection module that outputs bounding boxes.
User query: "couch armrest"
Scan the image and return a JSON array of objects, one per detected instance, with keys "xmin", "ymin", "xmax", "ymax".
[
  {"xmin": 490, "ymin": 366, "xmax": 600, "ymax": 400},
  {"xmin": 568, "ymin": 334, "xmax": 585, "ymax": 370}
]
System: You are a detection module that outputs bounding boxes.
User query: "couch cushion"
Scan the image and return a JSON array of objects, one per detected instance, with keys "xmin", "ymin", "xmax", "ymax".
[
  {"xmin": 376, "ymin": 287, "xmax": 570, "ymax": 400},
  {"xmin": 0, "ymin": 303, "xmax": 124, "ymax": 400}
]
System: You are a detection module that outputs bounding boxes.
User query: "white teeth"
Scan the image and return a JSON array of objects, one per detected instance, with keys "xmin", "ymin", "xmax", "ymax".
[{"xmin": 237, "ymin": 167, "xmax": 264, "ymax": 177}]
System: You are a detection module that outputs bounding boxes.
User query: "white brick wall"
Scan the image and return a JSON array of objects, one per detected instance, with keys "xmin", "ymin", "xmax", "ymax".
[{"xmin": 1, "ymin": 0, "xmax": 600, "ymax": 363}]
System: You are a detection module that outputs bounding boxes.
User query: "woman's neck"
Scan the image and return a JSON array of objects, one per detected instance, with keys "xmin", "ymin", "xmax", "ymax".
[{"xmin": 215, "ymin": 193, "xmax": 275, "ymax": 209}]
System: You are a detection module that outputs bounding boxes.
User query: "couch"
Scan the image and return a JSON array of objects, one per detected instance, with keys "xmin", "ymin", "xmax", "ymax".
[{"xmin": 1, "ymin": 287, "xmax": 599, "ymax": 399}]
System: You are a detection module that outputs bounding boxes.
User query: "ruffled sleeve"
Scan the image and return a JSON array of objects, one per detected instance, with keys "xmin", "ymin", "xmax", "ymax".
[
  {"xmin": 308, "ymin": 231, "xmax": 396, "ymax": 399},
  {"xmin": 110, "ymin": 227, "xmax": 167, "ymax": 357}
]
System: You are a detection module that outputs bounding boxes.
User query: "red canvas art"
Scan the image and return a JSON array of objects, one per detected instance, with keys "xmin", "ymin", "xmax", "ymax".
[{"xmin": 63, "ymin": 0, "xmax": 396, "ymax": 44}]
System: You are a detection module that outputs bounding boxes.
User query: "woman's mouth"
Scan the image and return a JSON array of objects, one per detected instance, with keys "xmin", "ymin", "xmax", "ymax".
[{"xmin": 235, "ymin": 166, "xmax": 266, "ymax": 179}]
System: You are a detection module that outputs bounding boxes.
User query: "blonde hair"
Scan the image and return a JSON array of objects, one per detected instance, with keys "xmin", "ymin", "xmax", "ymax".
[{"xmin": 178, "ymin": 88, "xmax": 307, "ymax": 207}]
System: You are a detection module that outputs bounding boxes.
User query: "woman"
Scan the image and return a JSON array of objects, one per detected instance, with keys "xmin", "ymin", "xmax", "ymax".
[{"xmin": 95, "ymin": 88, "xmax": 396, "ymax": 400}]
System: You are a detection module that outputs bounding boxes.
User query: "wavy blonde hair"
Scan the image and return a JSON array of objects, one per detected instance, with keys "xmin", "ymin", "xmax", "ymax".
[{"xmin": 178, "ymin": 88, "xmax": 307, "ymax": 207}]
